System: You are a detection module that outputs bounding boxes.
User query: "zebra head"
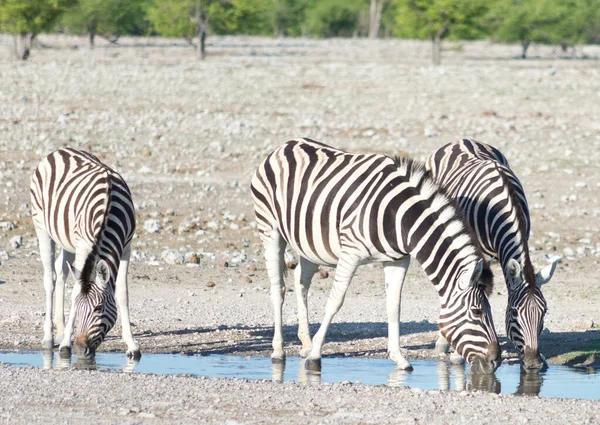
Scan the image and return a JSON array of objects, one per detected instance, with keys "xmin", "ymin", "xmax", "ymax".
[
  {"xmin": 504, "ymin": 258, "xmax": 556, "ymax": 372},
  {"xmin": 439, "ymin": 259, "xmax": 500, "ymax": 374},
  {"xmin": 69, "ymin": 259, "xmax": 117, "ymax": 359}
]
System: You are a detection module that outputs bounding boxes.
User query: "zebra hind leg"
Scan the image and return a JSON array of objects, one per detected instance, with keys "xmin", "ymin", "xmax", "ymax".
[
  {"xmin": 434, "ymin": 332, "xmax": 451, "ymax": 355},
  {"xmin": 37, "ymin": 229, "xmax": 56, "ymax": 350},
  {"xmin": 263, "ymin": 229, "xmax": 287, "ymax": 363},
  {"xmin": 305, "ymin": 252, "xmax": 360, "ymax": 371},
  {"xmin": 294, "ymin": 257, "xmax": 318, "ymax": 358}
]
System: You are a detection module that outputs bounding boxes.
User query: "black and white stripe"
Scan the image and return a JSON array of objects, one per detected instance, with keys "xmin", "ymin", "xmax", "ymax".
[
  {"xmin": 426, "ymin": 139, "xmax": 556, "ymax": 371},
  {"xmin": 251, "ymin": 139, "xmax": 500, "ymax": 373},
  {"xmin": 30, "ymin": 148, "xmax": 140, "ymax": 360}
]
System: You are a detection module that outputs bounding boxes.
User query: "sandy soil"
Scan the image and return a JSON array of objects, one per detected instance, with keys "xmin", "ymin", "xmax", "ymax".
[{"xmin": 0, "ymin": 35, "xmax": 599, "ymax": 423}]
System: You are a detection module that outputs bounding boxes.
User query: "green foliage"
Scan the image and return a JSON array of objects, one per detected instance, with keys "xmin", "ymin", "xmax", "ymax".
[
  {"xmin": 209, "ymin": 0, "xmax": 273, "ymax": 35},
  {"xmin": 0, "ymin": 0, "xmax": 74, "ymax": 35},
  {"xmin": 305, "ymin": 0, "xmax": 368, "ymax": 37},
  {"xmin": 552, "ymin": 0, "xmax": 600, "ymax": 45},
  {"xmin": 273, "ymin": 0, "xmax": 314, "ymax": 36},
  {"xmin": 62, "ymin": 0, "xmax": 150, "ymax": 40},
  {"xmin": 146, "ymin": 0, "xmax": 196, "ymax": 40},
  {"xmin": 392, "ymin": 0, "xmax": 488, "ymax": 41},
  {"xmin": 485, "ymin": 0, "xmax": 567, "ymax": 46}
]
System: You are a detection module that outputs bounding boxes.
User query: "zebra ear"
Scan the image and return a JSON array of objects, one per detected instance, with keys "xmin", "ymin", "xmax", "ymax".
[
  {"xmin": 535, "ymin": 261, "xmax": 557, "ymax": 287},
  {"xmin": 505, "ymin": 259, "xmax": 523, "ymax": 289},
  {"xmin": 66, "ymin": 262, "xmax": 81, "ymax": 281},
  {"xmin": 459, "ymin": 259, "xmax": 483, "ymax": 290},
  {"xmin": 95, "ymin": 260, "xmax": 110, "ymax": 289}
]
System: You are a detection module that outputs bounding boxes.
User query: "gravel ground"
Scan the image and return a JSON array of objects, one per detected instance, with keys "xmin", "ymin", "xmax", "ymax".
[{"xmin": 0, "ymin": 35, "xmax": 599, "ymax": 423}]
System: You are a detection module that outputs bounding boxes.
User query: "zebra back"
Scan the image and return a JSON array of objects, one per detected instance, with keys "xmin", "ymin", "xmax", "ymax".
[
  {"xmin": 252, "ymin": 138, "xmax": 494, "ymax": 303},
  {"xmin": 30, "ymin": 148, "xmax": 135, "ymax": 290},
  {"xmin": 426, "ymin": 139, "xmax": 532, "ymax": 277}
]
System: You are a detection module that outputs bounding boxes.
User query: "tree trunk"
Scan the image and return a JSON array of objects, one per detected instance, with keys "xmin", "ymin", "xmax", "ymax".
[
  {"xmin": 89, "ymin": 31, "xmax": 95, "ymax": 48},
  {"xmin": 368, "ymin": 0, "xmax": 388, "ymax": 39},
  {"xmin": 196, "ymin": 0, "xmax": 206, "ymax": 60},
  {"xmin": 521, "ymin": 40, "xmax": 530, "ymax": 59},
  {"xmin": 431, "ymin": 27, "xmax": 445, "ymax": 65},
  {"xmin": 14, "ymin": 33, "xmax": 31, "ymax": 60},
  {"xmin": 200, "ymin": 30, "xmax": 206, "ymax": 60}
]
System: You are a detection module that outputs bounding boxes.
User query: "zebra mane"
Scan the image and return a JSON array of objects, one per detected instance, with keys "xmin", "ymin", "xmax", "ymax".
[
  {"xmin": 80, "ymin": 167, "xmax": 113, "ymax": 294},
  {"xmin": 495, "ymin": 163, "xmax": 535, "ymax": 288},
  {"xmin": 394, "ymin": 155, "xmax": 494, "ymax": 294}
]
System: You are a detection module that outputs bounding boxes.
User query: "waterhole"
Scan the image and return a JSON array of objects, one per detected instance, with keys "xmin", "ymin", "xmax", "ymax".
[{"xmin": 1, "ymin": 351, "xmax": 598, "ymax": 400}]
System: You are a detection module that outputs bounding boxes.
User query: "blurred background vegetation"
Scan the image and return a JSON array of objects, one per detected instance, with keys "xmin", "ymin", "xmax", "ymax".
[{"xmin": 0, "ymin": 0, "xmax": 599, "ymax": 62}]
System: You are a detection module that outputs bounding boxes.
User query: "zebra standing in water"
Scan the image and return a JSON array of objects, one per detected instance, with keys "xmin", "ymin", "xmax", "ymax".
[
  {"xmin": 251, "ymin": 138, "xmax": 500, "ymax": 373},
  {"xmin": 30, "ymin": 148, "xmax": 140, "ymax": 360},
  {"xmin": 426, "ymin": 139, "xmax": 557, "ymax": 371}
]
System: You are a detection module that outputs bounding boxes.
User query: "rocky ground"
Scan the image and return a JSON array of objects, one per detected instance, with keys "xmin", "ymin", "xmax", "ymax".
[{"xmin": 0, "ymin": 35, "xmax": 599, "ymax": 423}]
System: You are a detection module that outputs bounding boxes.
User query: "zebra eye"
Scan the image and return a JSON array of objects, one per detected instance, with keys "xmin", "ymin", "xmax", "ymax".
[
  {"xmin": 94, "ymin": 305, "xmax": 103, "ymax": 313},
  {"xmin": 471, "ymin": 307, "xmax": 483, "ymax": 317}
]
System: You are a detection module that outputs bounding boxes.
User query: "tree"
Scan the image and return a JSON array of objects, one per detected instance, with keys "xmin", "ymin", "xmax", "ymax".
[
  {"xmin": 368, "ymin": 0, "xmax": 390, "ymax": 38},
  {"xmin": 392, "ymin": 0, "xmax": 487, "ymax": 65},
  {"xmin": 485, "ymin": 0, "xmax": 567, "ymax": 59},
  {"xmin": 147, "ymin": 0, "xmax": 273, "ymax": 59},
  {"xmin": 272, "ymin": 0, "xmax": 314, "ymax": 37},
  {"xmin": 62, "ymin": 0, "xmax": 150, "ymax": 47},
  {"xmin": 305, "ymin": 0, "xmax": 368, "ymax": 37},
  {"xmin": 0, "ymin": 0, "xmax": 73, "ymax": 59},
  {"xmin": 552, "ymin": 0, "xmax": 600, "ymax": 50}
]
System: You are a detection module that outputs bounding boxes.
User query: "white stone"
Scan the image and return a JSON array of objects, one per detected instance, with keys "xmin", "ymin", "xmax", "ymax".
[
  {"xmin": 143, "ymin": 219, "xmax": 161, "ymax": 233},
  {"xmin": 9, "ymin": 235, "xmax": 22, "ymax": 249},
  {"xmin": 161, "ymin": 249, "xmax": 185, "ymax": 265}
]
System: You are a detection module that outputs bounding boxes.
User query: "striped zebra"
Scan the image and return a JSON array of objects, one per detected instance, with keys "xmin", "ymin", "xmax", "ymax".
[
  {"xmin": 426, "ymin": 139, "xmax": 557, "ymax": 371},
  {"xmin": 30, "ymin": 148, "xmax": 140, "ymax": 360},
  {"xmin": 251, "ymin": 138, "xmax": 501, "ymax": 374}
]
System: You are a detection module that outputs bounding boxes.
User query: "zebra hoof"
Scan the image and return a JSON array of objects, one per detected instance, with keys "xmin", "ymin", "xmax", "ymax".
[
  {"xmin": 42, "ymin": 339, "xmax": 54, "ymax": 350},
  {"xmin": 127, "ymin": 350, "xmax": 142, "ymax": 361},
  {"xmin": 271, "ymin": 355, "xmax": 286, "ymax": 365},
  {"xmin": 305, "ymin": 358, "xmax": 322, "ymax": 372},
  {"xmin": 59, "ymin": 346, "xmax": 72, "ymax": 359}
]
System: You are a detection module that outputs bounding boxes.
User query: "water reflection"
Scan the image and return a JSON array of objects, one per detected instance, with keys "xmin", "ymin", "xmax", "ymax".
[
  {"xmin": 297, "ymin": 359, "xmax": 323, "ymax": 385},
  {"xmin": 39, "ymin": 350, "xmax": 139, "ymax": 373},
  {"xmin": 435, "ymin": 360, "xmax": 467, "ymax": 391},
  {"xmin": 516, "ymin": 372, "xmax": 543, "ymax": 396},
  {"xmin": 469, "ymin": 372, "xmax": 501, "ymax": 393},
  {"xmin": 42, "ymin": 350, "xmax": 71, "ymax": 370}
]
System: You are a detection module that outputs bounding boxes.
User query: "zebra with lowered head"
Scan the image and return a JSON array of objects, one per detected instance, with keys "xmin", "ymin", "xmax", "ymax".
[
  {"xmin": 426, "ymin": 139, "xmax": 557, "ymax": 371},
  {"xmin": 251, "ymin": 138, "xmax": 500, "ymax": 373},
  {"xmin": 30, "ymin": 148, "xmax": 140, "ymax": 360}
]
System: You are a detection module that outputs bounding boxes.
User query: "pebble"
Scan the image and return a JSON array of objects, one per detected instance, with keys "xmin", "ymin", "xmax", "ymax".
[
  {"xmin": 9, "ymin": 235, "xmax": 22, "ymax": 249},
  {"xmin": 143, "ymin": 219, "xmax": 161, "ymax": 233},
  {"xmin": 206, "ymin": 281, "xmax": 215, "ymax": 288},
  {"xmin": 0, "ymin": 221, "xmax": 14, "ymax": 231},
  {"xmin": 161, "ymin": 249, "xmax": 185, "ymax": 265}
]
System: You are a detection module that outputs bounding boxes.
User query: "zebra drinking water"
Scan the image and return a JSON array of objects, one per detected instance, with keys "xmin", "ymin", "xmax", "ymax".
[
  {"xmin": 30, "ymin": 148, "xmax": 140, "ymax": 360},
  {"xmin": 251, "ymin": 138, "xmax": 500, "ymax": 373},
  {"xmin": 426, "ymin": 139, "xmax": 557, "ymax": 371}
]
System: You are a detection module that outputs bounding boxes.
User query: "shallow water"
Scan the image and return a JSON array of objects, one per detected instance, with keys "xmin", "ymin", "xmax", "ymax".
[{"xmin": 1, "ymin": 350, "xmax": 598, "ymax": 400}]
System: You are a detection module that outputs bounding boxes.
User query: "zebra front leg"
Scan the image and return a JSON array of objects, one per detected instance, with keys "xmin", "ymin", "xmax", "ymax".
[
  {"xmin": 54, "ymin": 249, "xmax": 75, "ymax": 343},
  {"xmin": 37, "ymin": 229, "xmax": 56, "ymax": 350},
  {"xmin": 383, "ymin": 257, "xmax": 413, "ymax": 370},
  {"xmin": 115, "ymin": 244, "xmax": 141, "ymax": 360},
  {"xmin": 263, "ymin": 230, "xmax": 287, "ymax": 362},
  {"xmin": 434, "ymin": 332, "xmax": 450, "ymax": 355},
  {"xmin": 295, "ymin": 257, "xmax": 318, "ymax": 357},
  {"xmin": 59, "ymin": 253, "xmax": 88, "ymax": 357},
  {"xmin": 305, "ymin": 253, "xmax": 359, "ymax": 371}
]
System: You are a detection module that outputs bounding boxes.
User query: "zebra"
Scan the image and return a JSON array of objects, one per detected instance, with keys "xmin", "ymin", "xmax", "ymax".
[
  {"xmin": 426, "ymin": 139, "xmax": 557, "ymax": 371},
  {"xmin": 251, "ymin": 138, "xmax": 501, "ymax": 374},
  {"xmin": 30, "ymin": 148, "xmax": 140, "ymax": 360}
]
